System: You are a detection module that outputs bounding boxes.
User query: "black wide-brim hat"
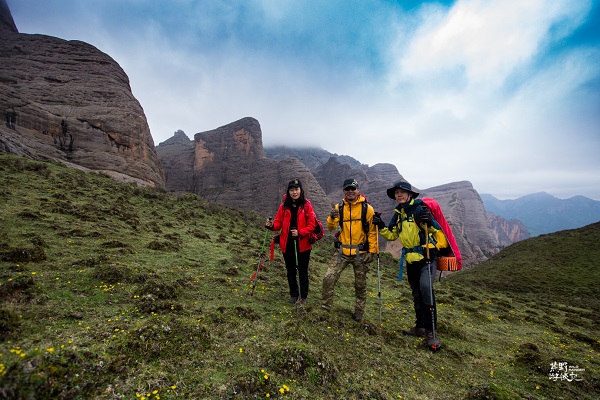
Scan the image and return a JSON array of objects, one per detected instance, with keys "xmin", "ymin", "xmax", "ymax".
[{"xmin": 386, "ymin": 180, "xmax": 419, "ymax": 199}]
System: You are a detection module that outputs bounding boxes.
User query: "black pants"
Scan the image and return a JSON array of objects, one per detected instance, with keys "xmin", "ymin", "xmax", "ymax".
[
  {"xmin": 283, "ymin": 246, "xmax": 311, "ymax": 299},
  {"xmin": 406, "ymin": 259, "xmax": 437, "ymax": 331}
]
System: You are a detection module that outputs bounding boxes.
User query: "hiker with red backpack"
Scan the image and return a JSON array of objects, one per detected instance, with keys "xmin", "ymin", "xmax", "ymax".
[
  {"xmin": 321, "ymin": 178, "xmax": 378, "ymax": 322},
  {"xmin": 373, "ymin": 180, "xmax": 448, "ymax": 351},
  {"xmin": 265, "ymin": 179, "xmax": 316, "ymax": 305}
]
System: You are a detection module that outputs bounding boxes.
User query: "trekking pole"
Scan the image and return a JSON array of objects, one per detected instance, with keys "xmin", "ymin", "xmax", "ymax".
[
  {"xmin": 291, "ymin": 225, "xmax": 299, "ymax": 286},
  {"xmin": 293, "ymin": 233, "xmax": 298, "ymax": 267},
  {"xmin": 375, "ymin": 212, "xmax": 382, "ymax": 328},
  {"xmin": 250, "ymin": 219, "xmax": 271, "ymax": 296},
  {"xmin": 294, "ymin": 240, "xmax": 302, "ymax": 304},
  {"xmin": 425, "ymin": 225, "xmax": 439, "ymax": 351}
]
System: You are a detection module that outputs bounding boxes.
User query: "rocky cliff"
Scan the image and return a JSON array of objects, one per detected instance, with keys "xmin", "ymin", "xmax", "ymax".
[
  {"xmin": 486, "ymin": 213, "xmax": 530, "ymax": 246},
  {"xmin": 0, "ymin": 2, "xmax": 164, "ymax": 187},
  {"xmin": 154, "ymin": 130, "xmax": 195, "ymax": 193},
  {"xmin": 156, "ymin": 117, "xmax": 332, "ymax": 219},
  {"xmin": 0, "ymin": 0, "xmax": 16, "ymax": 33},
  {"xmin": 419, "ymin": 182, "xmax": 512, "ymax": 265}
]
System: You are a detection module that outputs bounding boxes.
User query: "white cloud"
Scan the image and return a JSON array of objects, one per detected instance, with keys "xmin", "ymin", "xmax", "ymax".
[{"xmin": 395, "ymin": 0, "xmax": 592, "ymax": 90}]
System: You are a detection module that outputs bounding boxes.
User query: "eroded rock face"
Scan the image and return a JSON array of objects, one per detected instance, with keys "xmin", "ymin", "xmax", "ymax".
[
  {"xmin": 0, "ymin": 3, "xmax": 164, "ymax": 187},
  {"xmin": 486, "ymin": 213, "xmax": 530, "ymax": 246},
  {"xmin": 154, "ymin": 130, "xmax": 195, "ymax": 193},
  {"xmin": 0, "ymin": 0, "xmax": 17, "ymax": 33},
  {"xmin": 157, "ymin": 117, "xmax": 331, "ymax": 219},
  {"xmin": 419, "ymin": 181, "xmax": 506, "ymax": 266}
]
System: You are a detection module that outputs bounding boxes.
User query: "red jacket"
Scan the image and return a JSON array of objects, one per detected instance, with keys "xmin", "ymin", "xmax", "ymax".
[{"xmin": 271, "ymin": 199, "xmax": 316, "ymax": 254}]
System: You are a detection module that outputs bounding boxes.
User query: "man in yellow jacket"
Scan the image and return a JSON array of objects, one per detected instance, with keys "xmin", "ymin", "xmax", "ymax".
[{"xmin": 321, "ymin": 178, "xmax": 378, "ymax": 322}]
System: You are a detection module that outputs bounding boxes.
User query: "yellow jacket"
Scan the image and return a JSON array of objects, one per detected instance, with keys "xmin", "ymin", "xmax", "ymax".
[
  {"xmin": 326, "ymin": 195, "xmax": 378, "ymax": 256},
  {"xmin": 379, "ymin": 199, "xmax": 449, "ymax": 264}
]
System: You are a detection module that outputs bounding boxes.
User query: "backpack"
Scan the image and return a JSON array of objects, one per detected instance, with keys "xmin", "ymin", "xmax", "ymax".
[
  {"xmin": 309, "ymin": 215, "xmax": 324, "ymax": 244},
  {"xmin": 421, "ymin": 198, "xmax": 462, "ymax": 271}
]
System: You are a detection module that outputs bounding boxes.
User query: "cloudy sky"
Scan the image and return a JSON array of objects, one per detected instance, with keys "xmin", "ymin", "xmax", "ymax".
[{"xmin": 8, "ymin": 0, "xmax": 600, "ymax": 200}]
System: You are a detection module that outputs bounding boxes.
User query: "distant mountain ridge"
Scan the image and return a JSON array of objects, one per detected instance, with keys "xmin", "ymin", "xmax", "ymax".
[
  {"xmin": 265, "ymin": 146, "xmax": 364, "ymax": 170},
  {"xmin": 480, "ymin": 192, "xmax": 600, "ymax": 236}
]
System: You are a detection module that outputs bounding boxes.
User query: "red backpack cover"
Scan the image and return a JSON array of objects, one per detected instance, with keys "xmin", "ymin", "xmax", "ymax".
[{"xmin": 422, "ymin": 198, "xmax": 462, "ymax": 270}]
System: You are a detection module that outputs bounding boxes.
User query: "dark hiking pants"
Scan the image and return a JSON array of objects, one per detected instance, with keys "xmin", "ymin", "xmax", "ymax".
[
  {"xmin": 283, "ymin": 248, "xmax": 311, "ymax": 299},
  {"xmin": 406, "ymin": 259, "xmax": 438, "ymax": 331}
]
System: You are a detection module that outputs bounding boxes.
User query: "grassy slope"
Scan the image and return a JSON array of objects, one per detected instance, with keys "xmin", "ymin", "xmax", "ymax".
[{"xmin": 0, "ymin": 153, "xmax": 598, "ymax": 400}]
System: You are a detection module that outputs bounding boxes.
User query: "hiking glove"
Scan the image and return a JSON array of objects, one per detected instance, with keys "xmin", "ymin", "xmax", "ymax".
[
  {"xmin": 372, "ymin": 213, "xmax": 385, "ymax": 229},
  {"xmin": 329, "ymin": 207, "xmax": 339, "ymax": 219},
  {"xmin": 417, "ymin": 208, "xmax": 432, "ymax": 226},
  {"xmin": 362, "ymin": 252, "xmax": 375, "ymax": 264}
]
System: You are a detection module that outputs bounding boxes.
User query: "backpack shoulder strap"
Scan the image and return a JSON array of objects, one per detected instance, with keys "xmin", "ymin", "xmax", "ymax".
[
  {"xmin": 338, "ymin": 201, "xmax": 344, "ymax": 230},
  {"xmin": 361, "ymin": 202, "xmax": 369, "ymax": 234}
]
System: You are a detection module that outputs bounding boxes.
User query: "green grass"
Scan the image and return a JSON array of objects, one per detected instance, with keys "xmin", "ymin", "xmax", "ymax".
[{"xmin": 0, "ymin": 152, "xmax": 598, "ymax": 399}]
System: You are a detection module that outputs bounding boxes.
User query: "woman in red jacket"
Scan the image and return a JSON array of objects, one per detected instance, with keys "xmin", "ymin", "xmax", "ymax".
[{"xmin": 266, "ymin": 179, "xmax": 316, "ymax": 304}]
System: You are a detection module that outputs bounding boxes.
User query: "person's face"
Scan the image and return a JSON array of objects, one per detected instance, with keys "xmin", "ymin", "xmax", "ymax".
[
  {"xmin": 288, "ymin": 186, "xmax": 301, "ymax": 200},
  {"xmin": 395, "ymin": 188, "xmax": 411, "ymax": 205},
  {"xmin": 344, "ymin": 186, "xmax": 359, "ymax": 202}
]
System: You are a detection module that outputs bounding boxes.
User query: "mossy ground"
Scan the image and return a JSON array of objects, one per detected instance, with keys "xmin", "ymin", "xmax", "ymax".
[{"xmin": 0, "ymin": 153, "xmax": 598, "ymax": 399}]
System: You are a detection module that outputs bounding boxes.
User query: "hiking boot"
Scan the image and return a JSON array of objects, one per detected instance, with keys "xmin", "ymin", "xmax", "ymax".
[
  {"xmin": 402, "ymin": 326, "xmax": 427, "ymax": 337},
  {"xmin": 423, "ymin": 330, "xmax": 442, "ymax": 351},
  {"xmin": 289, "ymin": 296, "xmax": 298, "ymax": 304},
  {"xmin": 299, "ymin": 298, "xmax": 307, "ymax": 305},
  {"xmin": 352, "ymin": 312, "xmax": 363, "ymax": 322}
]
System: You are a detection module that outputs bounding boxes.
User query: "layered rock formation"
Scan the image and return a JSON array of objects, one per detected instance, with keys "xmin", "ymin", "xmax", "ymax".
[
  {"xmin": 156, "ymin": 117, "xmax": 331, "ymax": 219},
  {"xmin": 154, "ymin": 130, "xmax": 195, "ymax": 193},
  {"xmin": 486, "ymin": 213, "xmax": 530, "ymax": 247},
  {"xmin": 0, "ymin": 2, "xmax": 164, "ymax": 187},
  {"xmin": 420, "ymin": 181, "xmax": 506, "ymax": 265}
]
